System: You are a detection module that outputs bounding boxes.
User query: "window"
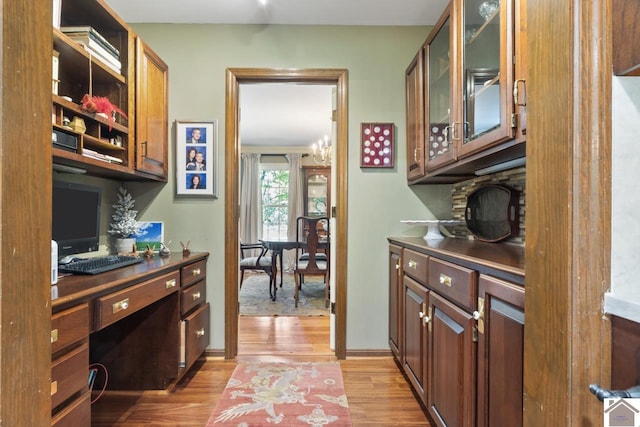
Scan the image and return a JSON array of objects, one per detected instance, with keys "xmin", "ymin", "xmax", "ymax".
[{"xmin": 261, "ymin": 165, "xmax": 289, "ymax": 241}]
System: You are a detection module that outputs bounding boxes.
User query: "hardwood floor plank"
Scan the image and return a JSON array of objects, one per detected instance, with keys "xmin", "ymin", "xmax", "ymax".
[{"xmin": 91, "ymin": 316, "xmax": 429, "ymax": 426}]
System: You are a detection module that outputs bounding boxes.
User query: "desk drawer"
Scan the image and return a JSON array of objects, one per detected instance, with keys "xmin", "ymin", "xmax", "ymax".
[
  {"xmin": 181, "ymin": 259, "xmax": 206, "ymax": 287},
  {"xmin": 428, "ymin": 257, "xmax": 477, "ymax": 312},
  {"xmin": 51, "ymin": 342, "xmax": 88, "ymax": 410},
  {"xmin": 51, "ymin": 304, "xmax": 89, "ymax": 355},
  {"xmin": 51, "ymin": 390, "xmax": 90, "ymax": 427},
  {"xmin": 403, "ymin": 249, "xmax": 429, "ymax": 285},
  {"xmin": 181, "ymin": 279, "xmax": 206, "ymax": 315},
  {"xmin": 183, "ymin": 302, "xmax": 210, "ymax": 370},
  {"xmin": 95, "ymin": 271, "xmax": 179, "ymax": 330}
]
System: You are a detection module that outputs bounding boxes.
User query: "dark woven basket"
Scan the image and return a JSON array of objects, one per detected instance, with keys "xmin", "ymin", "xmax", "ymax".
[{"xmin": 465, "ymin": 184, "xmax": 519, "ymax": 242}]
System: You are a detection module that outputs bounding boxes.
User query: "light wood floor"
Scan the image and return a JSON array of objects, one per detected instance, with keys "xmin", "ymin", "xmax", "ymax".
[{"xmin": 91, "ymin": 316, "xmax": 430, "ymax": 426}]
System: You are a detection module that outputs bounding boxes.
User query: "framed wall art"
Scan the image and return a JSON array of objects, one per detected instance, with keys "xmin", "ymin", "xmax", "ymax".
[
  {"xmin": 175, "ymin": 120, "xmax": 217, "ymax": 197},
  {"xmin": 360, "ymin": 122, "xmax": 394, "ymax": 168}
]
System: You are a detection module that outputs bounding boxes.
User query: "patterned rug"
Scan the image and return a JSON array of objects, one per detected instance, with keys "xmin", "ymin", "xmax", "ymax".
[
  {"xmin": 240, "ymin": 273, "xmax": 329, "ymax": 316},
  {"xmin": 206, "ymin": 362, "xmax": 352, "ymax": 426}
]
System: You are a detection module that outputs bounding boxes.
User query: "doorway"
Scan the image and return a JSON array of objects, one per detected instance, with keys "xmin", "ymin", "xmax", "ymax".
[{"xmin": 224, "ymin": 68, "xmax": 348, "ymax": 359}]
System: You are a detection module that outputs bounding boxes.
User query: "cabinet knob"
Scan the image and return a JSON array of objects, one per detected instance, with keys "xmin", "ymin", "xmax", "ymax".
[
  {"xmin": 473, "ymin": 310, "xmax": 481, "ymax": 320},
  {"xmin": 408, "ymin": 260, "xmax": 417, "ymax": 269},
  {"xmin": 439, "ymin": 274, "xmax": 452, "ymax": 287},
  {"xmin": 196, "ymin": 328, "xmax": 206, "ymax": 337},
  {"xmin": 112, "ymin": 298, "xmax": 130, "ymax": 314},
  {"xmin": 192, "ymin": 291, "xmax": 201, "ymax": 301},
  {"xmin": 395, "ymin": 263, "xmax": 400, "ymax": 270},
  {"xmin": 192, "ymin": 268, "xmax": 201, "ymax": 276},
  {"xmin": 165, "ymin": 279, "xmax": 177, "ymax": 289}
]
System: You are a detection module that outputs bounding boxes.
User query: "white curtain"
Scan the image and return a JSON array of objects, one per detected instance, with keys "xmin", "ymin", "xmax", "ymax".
[
  {"xmin": 284, "ymin": 153, "xmax": 304, "ymax": 270},
  {"xmin": 239, "ymin": 153, "xmax": 261, "ymax": 245}
]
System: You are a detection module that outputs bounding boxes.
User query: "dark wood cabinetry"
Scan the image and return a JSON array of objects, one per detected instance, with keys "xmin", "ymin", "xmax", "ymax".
[
  {"xmin": 388, "ymin": 244, "xmax": 403, "ymax": 360},
  {"xmin": 52, "ymin": 0, "xmax": 168, "ymax": 181},
  {"xmin": 303, "ymin": 166, "xmax": 331, "ymax": 217},
  {"xmin": 51, "ymin": 252, "xmax": 209, "ymax": 425},
  {"xmin": 406, "ymin": 0, "xmax": 526, "ymax": 184},
  {"xmin": 388, "ymin": 237, "xmax": 524, "ymax": 426},
  {"xmin": 405, "ymin": 50, "xmax": 425, "ymax": 180}
]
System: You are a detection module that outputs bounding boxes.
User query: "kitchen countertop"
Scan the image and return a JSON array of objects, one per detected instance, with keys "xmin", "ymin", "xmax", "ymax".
[{"xmin": 388, "ymin": 236, "xmax": 525, "ymax": 284}]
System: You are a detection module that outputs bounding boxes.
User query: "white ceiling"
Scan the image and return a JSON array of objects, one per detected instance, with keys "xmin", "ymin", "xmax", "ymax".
[{"xmin": 102, "ymin": 0, "xmax": 448, "ymax": 147}]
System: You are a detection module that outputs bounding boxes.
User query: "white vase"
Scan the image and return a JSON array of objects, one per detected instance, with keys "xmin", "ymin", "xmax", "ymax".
[{"xmin": 115, "ymin": 238, "xmax": 136, "ymax": 254}]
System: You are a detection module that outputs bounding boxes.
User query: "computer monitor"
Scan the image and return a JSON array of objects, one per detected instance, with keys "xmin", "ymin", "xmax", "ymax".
[{"xmin": 52, "ymin": 180, "xmax": 102, "ymax": 257}]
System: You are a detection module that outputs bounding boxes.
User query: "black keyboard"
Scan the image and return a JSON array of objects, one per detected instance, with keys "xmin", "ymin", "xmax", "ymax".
[{"xmin": 58, "ymin": 255, "xmax": 144, "ymax": 275}]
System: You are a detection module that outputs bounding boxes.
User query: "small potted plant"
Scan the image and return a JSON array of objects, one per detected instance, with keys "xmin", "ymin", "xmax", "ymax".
[{"xmin": 108, "ymin": 186, "xmax": 140, "ymax": 254}]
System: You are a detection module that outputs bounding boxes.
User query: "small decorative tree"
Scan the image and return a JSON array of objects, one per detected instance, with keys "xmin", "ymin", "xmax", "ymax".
[{"xmin": 108, "ymin": 187, "xmax": 139, "ymax": 239}]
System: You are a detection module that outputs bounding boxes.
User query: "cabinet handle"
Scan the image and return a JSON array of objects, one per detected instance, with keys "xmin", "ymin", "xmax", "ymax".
[
  {"xmin": 408, "ymin": 260, "xmax": 417, "ymax": 270},
  {"xmin": 166, "ymin": 279, "xmax": 177, "ymax": 289},
  {"xmin": 112, "ymin": 298, "xmax": 130, "ymax": 314},
  {"xmin": 413, "ymin": 147, "xmax": 418, "ymax": 163},
  {"xmin": 474, "ymin": 297, "xmax": 485, "ymax": 334},
  {"xmin": 452, "ymin": 123, "xmax": 462, "ymax": 141},
  {"xmin": 419, "ymin": 303, "xmax": 430, "ymax": 326},
  {"xmin": 514, "ymin": 79, "xmax": 526, "ymax": 106},
  {"xmin": 51, "ymin": 381, "xmax": 58, "ymax": 396},
  {"xmin": 192, "ymin": 291, "xmax": 201, "ymax": 301},
  {"xmin": 196, "ymin": 328, "xmax": 206, "ymax": 337},
  {"xmin": 51, "ymin": 329, "xmax": 58, "ymax": 344},
  {"xmin": 141, "ymin": 140, "xmax": 148, "ymax": 157},
  {"xmin": 439, "ymin": 274, "xmax": 452, "ymax": 287},
  {"xmin": 192, "ymin": 268, "xmax": 201, "ymax": 276},
  {"xmin": 395, "ymin": 263, "xmax": 400, "ymax": 270}
]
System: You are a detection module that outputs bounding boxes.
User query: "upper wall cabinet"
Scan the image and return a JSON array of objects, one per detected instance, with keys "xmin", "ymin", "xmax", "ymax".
[
  {"xmin": 406, "ymin": 49, "xmax": 425, "ymax": 180},
  {"xmin": 52, "ymin": 0, "xmax": 168, "ymax": 181},
  {"xmin": 407, "ymin": 0, "xmax": 526, "ymax": 184},
  {"xmin": 135, "ymin": 37, "xmax": 169, "ymax": 180}
]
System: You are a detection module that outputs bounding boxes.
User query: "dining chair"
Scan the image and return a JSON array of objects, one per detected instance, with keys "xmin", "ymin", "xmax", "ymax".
[
  {"xmin": 293, "ymin": 216, "xmax": 330, "ymax": 308},
  {"xmin": 239, "ymin": 241, "xmax": 276, "ymax": 300}
]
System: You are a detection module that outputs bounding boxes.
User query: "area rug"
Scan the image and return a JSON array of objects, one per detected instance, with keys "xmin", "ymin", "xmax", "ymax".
[
  {"xmin": 240, "ymin": 273, "xmax": 329, "ymax": 316},
  {"xmin": 206, "ymin": 362, "xmax": 352, "ymax": 426}
]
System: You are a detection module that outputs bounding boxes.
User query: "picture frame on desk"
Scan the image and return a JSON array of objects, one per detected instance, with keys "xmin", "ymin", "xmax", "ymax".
[
  {"xmin": 133, "ymin": 221, "xmax": 164, "ymax": 252},
  {"xmin": 175, "ymin": 120, "xmax": 218, "ymax": 198}
]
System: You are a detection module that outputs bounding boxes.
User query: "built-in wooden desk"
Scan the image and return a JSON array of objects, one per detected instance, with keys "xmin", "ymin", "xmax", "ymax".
[{"xmin": 50, "ymin": 252, "xmax": 209, "ymax": 426}]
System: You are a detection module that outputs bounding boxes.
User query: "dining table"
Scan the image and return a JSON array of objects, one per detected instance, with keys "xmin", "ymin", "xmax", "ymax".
[{"xmin": 259, "ymin": 240, "xmax": 301, "ymax": 298}]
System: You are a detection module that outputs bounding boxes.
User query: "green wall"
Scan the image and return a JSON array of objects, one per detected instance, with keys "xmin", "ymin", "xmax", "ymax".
[{"xmin": 126, "ymin": 23, "xmax": 451, "ymax": 351}]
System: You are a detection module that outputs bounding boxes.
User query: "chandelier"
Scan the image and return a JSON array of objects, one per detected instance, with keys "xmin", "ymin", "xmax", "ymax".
[{"xmin": 311, "ymin": 135, "xmax": 332, "ymax": 165}]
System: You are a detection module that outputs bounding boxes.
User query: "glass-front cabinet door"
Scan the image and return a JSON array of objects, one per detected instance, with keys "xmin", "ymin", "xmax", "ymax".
[
  {"xmin": 303, "ymin": 166, "xmax": 330, "ymax": 217},
  {"xmin": 424, "ymin": 4, "xmax": 456, "ymax": 171},
  {"xmin": 457, "ymin": 0, "xmax": 515, "ymax": 158}
]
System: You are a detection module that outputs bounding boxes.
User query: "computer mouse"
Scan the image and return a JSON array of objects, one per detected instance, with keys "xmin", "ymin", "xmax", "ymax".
[{"xmin": 59, "ymin": 255, "xmax": 81, "ymax": 264}]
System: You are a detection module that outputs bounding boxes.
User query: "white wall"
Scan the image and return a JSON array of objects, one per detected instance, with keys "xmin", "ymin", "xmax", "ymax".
[
  {"xmin": 126, "ymin": 24, "xmax": 451, "ymax": 350},
  {"xmin": 606, "ymin": 76, "xmax": 640, "ymax": 322}
]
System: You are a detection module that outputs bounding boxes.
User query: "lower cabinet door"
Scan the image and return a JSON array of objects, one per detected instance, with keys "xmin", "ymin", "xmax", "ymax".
[
  {"xmin": 51, "ymin": 342, "xmax": 89, "ymax": 410},
  {"xmin": 476, "ymin": 275, "xmax": 525, "ymax": 427},
  {"xmin": 428, "ymin": 292, "xmax": 476, "ymax": 427},
  {"xmin": 403, "ymin": 275, "xmax": 429, "ymax": 405},
  {"xmin": 183, "ymin": 302, "xmax": 210, "ymax": 370}
]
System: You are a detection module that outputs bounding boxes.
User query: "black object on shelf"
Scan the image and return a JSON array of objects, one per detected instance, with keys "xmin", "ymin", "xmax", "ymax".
[{"xmin": 465, "ymin": 184, "xmax": 520, "ymax": 242}]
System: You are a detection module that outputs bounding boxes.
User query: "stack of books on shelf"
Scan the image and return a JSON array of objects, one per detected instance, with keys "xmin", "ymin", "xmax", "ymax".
[
  {"xmin": 82, "ymin": 148, "xmax": 123, "ymax": 164},
  {"xmin": 60, "ymin": 26, "xmax": 121, "ymax": 74}
]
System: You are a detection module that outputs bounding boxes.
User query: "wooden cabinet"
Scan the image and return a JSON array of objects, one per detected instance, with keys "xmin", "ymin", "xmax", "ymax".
[
  {"xmin": 513, "ymin": 0, "xmax": 527, "ymax": 142},
  {"xmin": 179, "ymin": 259, "xmax": 210, "ymax": 374},
  {"xmin": 50, "ymin": 303, "xmax": 90, "ymax": 426},
  {"xmin": 407, "ymin": 0, "xmax": 526, "ymax": 183},
  {"xmin": 52, "ymin": 0, "xmax": 168, "ymax": 181},
  {"xmin": 613, "ymin": 0, "xmax": 640, "ymax": 75},
  {"xmin": 427, "ymin": 291, "xmax": 476, "ymax": 427},
  {"xmin": 388, "ymin": 244, "xmax": 403, "ymax": 360},
  {"xmin": 51, "ymin": 252, "xmax": 209, "ymax": 425},
  {"xmin": 388, "ymin": 237, "xmax": 524, "ymax": 426},
  {"xmin": 476, "ymin": 274, "xmax": 524, "ymax": 427},
  {"xmin": 135, "ymin": 37, "xmax": 169, "ymax": 180},
  {"xmin": 405, "ymin": 49, "xmax": 425, "ymax": 180},
  {"xmin": 303, "ymin": 166, "xmax": 331, "ymax": 217}
]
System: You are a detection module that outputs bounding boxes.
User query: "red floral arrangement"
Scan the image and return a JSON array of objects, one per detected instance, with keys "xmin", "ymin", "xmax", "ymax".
[{"xmin": 81, "ymin": 94, "xmax": 128, "ymax": 130}]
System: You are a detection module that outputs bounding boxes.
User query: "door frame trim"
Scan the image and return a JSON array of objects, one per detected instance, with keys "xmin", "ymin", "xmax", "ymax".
[{"xmin": 224, "ymin": 68, "xmax": 349, "ymax": 359}]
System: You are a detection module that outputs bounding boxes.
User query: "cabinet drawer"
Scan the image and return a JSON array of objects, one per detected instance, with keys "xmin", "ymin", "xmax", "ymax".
[
  {"xmin": 181, "ymin": 279, "xmax": 206, "ymax": 315},
  {"xmin": 51, "ymin": 303, "xmax": 89, "ymax": 355},
  {"xmin": 51, "ymin": 390, "xmax": 91, "ymax": 427},
  {"xmin": 51, "ymin": 342, "xmax": 88, "ymax": 410},
  {"xmin": 183, "ymin": 302, "xmax": 210, "ymax": 370},
  {"xmin": 95, "ymin": 271, "xmax": 179, "ymax": 330},
  {"xmin": 403, "ymin": 249, "xmax": 429, "ymax": 284},
  {"xmin": 181, "ymin": 259, "xmax": 206, "ymax": 287},
  {"xmin": 428, "ymin": 257, "xmax": 477, "ymax": 311}
]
